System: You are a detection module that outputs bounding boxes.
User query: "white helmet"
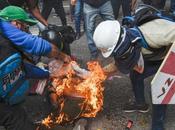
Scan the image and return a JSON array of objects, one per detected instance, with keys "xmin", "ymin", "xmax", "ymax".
[{"xmin": 93, "ymin": 20, "xmax": 121, "ymax": 58}]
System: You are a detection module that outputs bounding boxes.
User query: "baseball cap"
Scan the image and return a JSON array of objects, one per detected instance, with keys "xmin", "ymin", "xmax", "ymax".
[{"xmin": 0, "ymin": 6, "xmax": 37, "ymax": 25}]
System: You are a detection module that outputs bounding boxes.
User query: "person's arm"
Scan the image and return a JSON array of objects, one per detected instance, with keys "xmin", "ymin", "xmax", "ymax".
[
  {"xmin": 0, "ymin": 20, "xmax": 51, "ymax": 56},
  {"xmin": 26, "ymin": 0, "xmax": 48, "ymax": 26},
  {"xmin": 0, "ymin": 20, "xmax": 72, "ymax": 62},
  {"xmin": 24, "ymin": 62, "xmax": 50, "ymax": 79},
  {"xmin": 30, "ymin": 6, "xmax": 48, "ymax": 26},
  {"xmin": 71, "ymin": 0, "xmax": 77, "ymax": 5}
]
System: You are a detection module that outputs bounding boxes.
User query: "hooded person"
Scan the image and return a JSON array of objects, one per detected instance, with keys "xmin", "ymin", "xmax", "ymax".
[
  {"xmin": 93, "ymin": 19, "xmax": 175, "ymax": 130},
  {"xmin": 0, "ymin": 6, "xmax": 71, "ymax": 130}
]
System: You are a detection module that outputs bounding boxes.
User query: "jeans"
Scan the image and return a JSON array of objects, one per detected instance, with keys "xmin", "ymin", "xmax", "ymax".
[
  {"xmin": 42, "ymin": 0, "xmax": 67, "ymax": 26},
  {"xmin": 83, "ymin": 1, "xmax": 114, "ymax": 55},
  {"xmin": 0, "ymin": 103, "xmax": 36, "ymax": 130},
  {"xmin": 130, "ymin": 60, "xmax": 166, "ymax": 130},
  {"xmin": 74, "ymin": 0, "xmax": 83, "ymax": 34},
  {"xmin": 110, "ymin": 0, "xmax": 131, "ymax": 19}
]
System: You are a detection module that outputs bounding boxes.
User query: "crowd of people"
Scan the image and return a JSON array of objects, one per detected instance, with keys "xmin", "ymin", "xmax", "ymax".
[{"xmin": 0, "ymin": 0, "xmax": 175, "ymax": 130}]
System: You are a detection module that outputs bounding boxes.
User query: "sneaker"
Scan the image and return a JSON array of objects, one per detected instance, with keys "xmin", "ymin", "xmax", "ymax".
[
  {"xmin": 123, "ymin": 102, "xmax": 149, "ymax": 113},
  {"xmin": 137, "ymin": 103, "xmax": 149, "ymax": 113},
  {"xmin": 123, "ymin": 102, "xmax": 137, "ymax": 113}
]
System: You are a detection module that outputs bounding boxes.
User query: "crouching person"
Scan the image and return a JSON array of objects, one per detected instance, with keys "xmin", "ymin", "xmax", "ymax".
[
  {"xmin": 93, "ymin": 19, "xmax": 175, "ymax": 130},
  {"xmin": 0, "ymin": 6, "xmax": 71, "ymax": 130}
]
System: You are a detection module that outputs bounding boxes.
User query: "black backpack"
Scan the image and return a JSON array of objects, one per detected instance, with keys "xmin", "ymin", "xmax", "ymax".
[
  {"xmin": 122, "ymin": 4, "xmax": 175, "ymax": 28},
  {"xmin": 122, "ymin": 4, "xmax": 175, "ymax": 60},
  {"xmin": 40, "ymin": 25, "xmax": 76, "ymax": 55}
]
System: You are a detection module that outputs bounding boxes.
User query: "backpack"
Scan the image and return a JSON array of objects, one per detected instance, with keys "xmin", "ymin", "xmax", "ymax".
[
  {"xmin": 122, "ymin": 4, "xmax": 175, "ymax": 60},
  {"xmin": 0, "ymin": 35, "xmax": 29, "ymax": 105}
]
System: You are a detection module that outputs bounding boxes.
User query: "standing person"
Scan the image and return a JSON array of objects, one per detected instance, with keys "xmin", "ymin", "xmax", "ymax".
[
  {"xmin": 41, "ymin": 0, "xmax": 67, "ymax": 26},
  {"xmin": 0, "ymin": 0, "xmax": 48, "ymax": 26},
  {"xmin": 110, "ymin": 0, "xmax": 131, "ymax": 19},
  {"xmin": 71, "ymin": 0, "xmax": 84, "ymax": 39},
  {"xmin": 83, "ymin": 0, "xmax": 114, "ymax": 60},
  {"xmin": 0, "ymin": 6, "xmax": 71, "ymax": 130},
  {"xmin": 93, "ymin": 19, "xmax": 175, "ymax": 130}
]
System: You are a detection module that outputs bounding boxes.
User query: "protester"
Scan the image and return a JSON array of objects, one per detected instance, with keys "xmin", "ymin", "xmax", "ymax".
[
  {"xmin": 0, "ymin": 6, "xmax": 71, "ymax": 130},
  {"xmin": 83, "ymin": 0, "xmax": 114, "ymax": 60},
  {"xmin": 142, "ymin": 0, "xmax": 166, "ymax": 9},
  {"xmin": 93, "ymin": 18, "xmax": 175, "ymax": 130},
  {"xmin": 110, "ymin": 0, "xmax": 131, "ymax": 19},
  {"xmin": 71, "ymin": 0, "xmax": 84, "ymax": 39},
  {"xmin": 0, "ymin": 0, "xmax": 48, "ymax": 26},
  {"xmin": 41, "ymin": 0, "xmax": 67, "ymax": 26}
]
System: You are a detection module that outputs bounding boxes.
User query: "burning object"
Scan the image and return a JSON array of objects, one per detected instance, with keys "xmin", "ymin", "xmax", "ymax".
[{"xmin": 42, "ymin": 60, "xmax": 106, "ymax": 128}]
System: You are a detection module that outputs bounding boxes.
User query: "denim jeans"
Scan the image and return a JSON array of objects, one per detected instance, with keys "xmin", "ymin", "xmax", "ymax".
[
  {"xmin": 130, "ymin": 60, "xmax": 166, "ymax": 130},
  {"xmin": 74, "ymin": 0, "xmax": 83, "ymax": 34},
  {"xmin": 110, "ymin": 0, "xmax": 131, "ymax": 19},
  {"xmin": 83, "ymin": 1, "xmax": 114, "ymax": 55}
]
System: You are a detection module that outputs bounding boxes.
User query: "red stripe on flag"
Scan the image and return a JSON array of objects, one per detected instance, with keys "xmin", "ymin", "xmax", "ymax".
[
  {"xmin": 161, "ymin": 81, "xmax": 175, "ymax": 104},
  {"xmin": 161, "ymin": 52, "xmax": 175, "ymax": 76}
]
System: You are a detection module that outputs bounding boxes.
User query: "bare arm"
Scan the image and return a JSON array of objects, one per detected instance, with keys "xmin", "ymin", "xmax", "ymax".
[
  {"xmin": 71, "ymin": 0, "xmax": 77, "ymax": 5},
  {"xmin": 48, "ymin": 44, "xmax": 72, "ymax": 63},
  {"xmin": 30, "ymin": 6, "xmax": 48, "ymax": 26}
]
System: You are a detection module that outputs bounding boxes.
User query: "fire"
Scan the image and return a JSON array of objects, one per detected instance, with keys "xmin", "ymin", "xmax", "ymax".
[{"xmin": 42, "ymin": 61, "xmax": 106, "ymax": 127}]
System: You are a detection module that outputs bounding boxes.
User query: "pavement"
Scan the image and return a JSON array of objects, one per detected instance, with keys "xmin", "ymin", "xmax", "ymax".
[{"xmin": 1, "ymin": 0, "xmax": 175, "ymax": 130}]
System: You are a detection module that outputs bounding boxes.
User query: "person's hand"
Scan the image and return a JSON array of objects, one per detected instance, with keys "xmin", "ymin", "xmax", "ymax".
[
  {"xmin": 50, "ymin": 63, "xmax": 75, "ymax": 78},
  {"xmin": 103, "ymin": 61, "xmax": 118, "ymax": 75},
  {"xmin": 47, "ymin": 44, "xmax": 60, "ymax": 58},
  {"xmin": 58, "ymin": 52, "xmax": 72, "ymax": 63},
  {"xmin": 48, "ymin": 44, "xmax": 72, "ymax": 63},
  {"xmin": 71, "ymin": 0, "xmax": 77, "ymax": 5}
]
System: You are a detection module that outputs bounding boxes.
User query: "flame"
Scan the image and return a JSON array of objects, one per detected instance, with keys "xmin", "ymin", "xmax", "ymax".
[{"xmin": 42, "ymin": 61, "xmax": 106, "ymax": 127}]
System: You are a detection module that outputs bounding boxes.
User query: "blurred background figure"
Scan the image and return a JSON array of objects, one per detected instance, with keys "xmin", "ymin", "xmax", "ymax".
[
  {"xmin": 83, "ymin": 0, "xmax": 114, "ymax": 60},
  {"xmin": 110, "ymin": 0, "xmax": 131, "ymax": 19},
  {"xmin": 170, "ymin": 0, "xmax": 175, "ymax": 14},
  {"xmin": 142, "ymin": 0, "xmax": 166, "ymax": 9},
  {"xmin": 0, "ymin": 0, "xmax": 48, "ymax": 26},
  {"xmin": 71, "ymin": 0, "xmax": 84, "ymax": 40},
  {"xmin": 41, "ymin": 0, "xmax": 67, "ymax": 26}
]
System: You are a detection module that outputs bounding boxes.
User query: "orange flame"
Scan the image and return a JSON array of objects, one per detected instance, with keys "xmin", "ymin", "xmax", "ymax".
[{"xmin": 42, "ymin": 61, "xmax": 106, "ymax": 127}]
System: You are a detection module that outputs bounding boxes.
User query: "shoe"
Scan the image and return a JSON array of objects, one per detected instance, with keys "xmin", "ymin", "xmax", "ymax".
[
  {"xmin": 137, "ymin": 103, "xmax": 149, "ymax": 113},
  {"xmin": 123, "ymin": 102, "xmax": 149, "ymax": 113}
]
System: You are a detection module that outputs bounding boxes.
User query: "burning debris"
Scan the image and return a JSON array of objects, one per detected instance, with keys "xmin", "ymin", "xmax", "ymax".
[{"xmin": 42, "ymin": 60, "xmax": 106, "ymax": 128}]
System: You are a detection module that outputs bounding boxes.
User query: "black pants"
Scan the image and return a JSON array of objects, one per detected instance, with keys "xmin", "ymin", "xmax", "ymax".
[
  {"xmin": 110, "ymin": 0, "xmax": 131, "ymax": 19},
  {"xmin": 0, "ymin": 103, "xmax": 36, "ymax": 130},
  {"xmin": 41, "ymin": 0, "xmax": 67, "ymax": 26},
  {"xmin": 142, "ymin": 0, "xmax": 166, "ymax": 9}
]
